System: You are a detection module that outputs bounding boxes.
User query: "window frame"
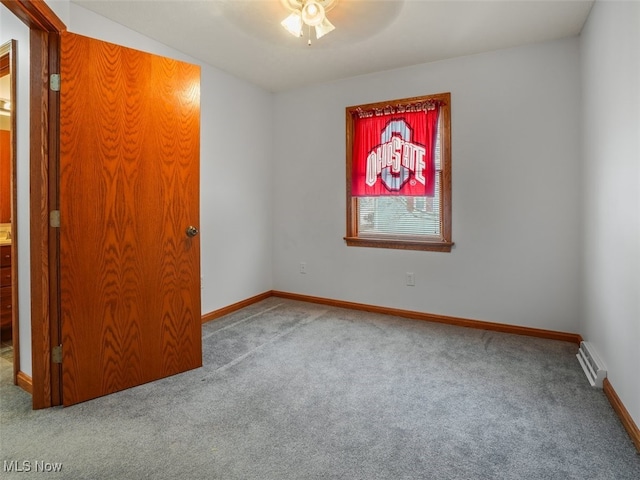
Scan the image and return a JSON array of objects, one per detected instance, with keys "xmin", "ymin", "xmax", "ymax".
[{"xmin": 344, "ymin": 92, "xmax": 453, "ymax": 252}]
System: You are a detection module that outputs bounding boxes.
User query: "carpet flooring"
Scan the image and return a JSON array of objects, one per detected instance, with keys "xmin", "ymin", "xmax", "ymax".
[{"xmin": 1, "ymin": 297, "xmax": 639, "ymax": 479}]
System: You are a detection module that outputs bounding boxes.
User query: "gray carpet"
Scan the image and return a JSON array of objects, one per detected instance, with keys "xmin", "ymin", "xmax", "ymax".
[{"xmin": 1, "ymin": 297, "xmax": 639, "ymax": 479}]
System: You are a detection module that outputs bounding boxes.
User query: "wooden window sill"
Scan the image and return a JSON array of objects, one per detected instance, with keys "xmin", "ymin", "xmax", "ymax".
[{"xmin": 344, "ymin": 237, "xmax": 454, "ymax": 252}]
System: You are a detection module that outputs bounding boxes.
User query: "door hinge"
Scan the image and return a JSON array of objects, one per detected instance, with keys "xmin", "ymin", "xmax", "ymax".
[
  {"xmin": 50, "ymin": 210, "xmax": 60, "ymax": 228},
  {"xmin": 50, "ymin": 74, "xmax": 60, "ymax": 92},
  {"xmin": 52, "ymin": 345, "xmax": 62, "ymax": 364}
]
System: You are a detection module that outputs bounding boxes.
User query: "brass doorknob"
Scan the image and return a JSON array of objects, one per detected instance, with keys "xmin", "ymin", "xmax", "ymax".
[{"xmin": 186, "ymin": 226, "xmax": 199, "ymax": 238}]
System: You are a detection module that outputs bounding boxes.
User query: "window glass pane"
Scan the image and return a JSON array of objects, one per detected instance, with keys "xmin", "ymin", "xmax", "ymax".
[{"xmin": 357, "ymin": 123, "xmax": 442, "ymax": 237}]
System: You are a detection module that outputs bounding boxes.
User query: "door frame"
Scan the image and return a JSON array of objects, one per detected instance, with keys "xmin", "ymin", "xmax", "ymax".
[{"xmin": 1, "ymin": 0, "xmax": 65, "ymax": 408}]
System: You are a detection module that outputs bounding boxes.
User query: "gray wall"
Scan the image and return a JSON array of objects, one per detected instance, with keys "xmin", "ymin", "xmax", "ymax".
[
  {"xmin": 272, "ymin": 37, "xmax": 582, "ymax": 334},
  {"xmin": 581, "ymin": 0, "xmax": 640, "ymax": 429}
]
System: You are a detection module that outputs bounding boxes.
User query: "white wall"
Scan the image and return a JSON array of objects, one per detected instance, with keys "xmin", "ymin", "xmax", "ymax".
[
  {"xmin": 581, "ymin": 0, "xmax": 640, "ymax": 428},
  {"xmin": 0, "ymin": 4, "xmax": 32, "ymax": 375},
  {"xmin": 273, "ymin": 37, "xmax": 583, "ymax": 333}
]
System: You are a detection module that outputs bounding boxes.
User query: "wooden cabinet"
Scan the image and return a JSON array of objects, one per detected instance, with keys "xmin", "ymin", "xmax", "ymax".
[{"xmin": 0, "ymin": 245, "xmax": 12, "ymax": 335}]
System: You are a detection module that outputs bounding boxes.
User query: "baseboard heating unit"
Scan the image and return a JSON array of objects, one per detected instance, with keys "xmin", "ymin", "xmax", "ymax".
[{"xmin": 576, "ymin": 341, "xmax": 607, "ymax": 388}]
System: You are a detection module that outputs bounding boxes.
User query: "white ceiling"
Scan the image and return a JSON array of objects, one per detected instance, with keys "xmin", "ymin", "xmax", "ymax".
[{"xmin": 72, "ymin": 0, "xmax": 595, "ymax": 92}]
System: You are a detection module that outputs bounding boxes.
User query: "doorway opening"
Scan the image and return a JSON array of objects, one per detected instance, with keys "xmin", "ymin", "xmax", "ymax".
[{"xmin": 0, "ymin": 39, "xmax": 18, "ymax": 380}]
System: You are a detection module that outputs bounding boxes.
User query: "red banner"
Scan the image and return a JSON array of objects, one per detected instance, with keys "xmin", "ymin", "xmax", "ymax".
[{"xmin": 351, "ymin": 108, "xmax": 439, "ymax": 197}]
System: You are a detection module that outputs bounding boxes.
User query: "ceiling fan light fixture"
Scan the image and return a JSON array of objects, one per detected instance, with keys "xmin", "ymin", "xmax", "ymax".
[
  {"xmin": 301, "ymin": 1, "xmax": 325, "ymax": 27},
  {"xmin": 281, "ymin": 12, "xmax": 303, "ymax": 37},
  {"xmin": 314, "ymin": 17, "xmax": 335, "ymax": 39},
  {"xmin": 280, "ymin": 0, "xmax": 337, "ymax": 43}
]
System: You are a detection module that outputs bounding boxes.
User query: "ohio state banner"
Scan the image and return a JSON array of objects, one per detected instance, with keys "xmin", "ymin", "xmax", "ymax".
[{"xmin": 351, "ymin": 107, "xmax": 440, "ymax": 197}]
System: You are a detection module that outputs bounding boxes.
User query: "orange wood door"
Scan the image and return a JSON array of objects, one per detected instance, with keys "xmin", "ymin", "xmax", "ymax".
[{"xmin": 59, "ymin": 32, "xmax": 202, "ymax": 406}]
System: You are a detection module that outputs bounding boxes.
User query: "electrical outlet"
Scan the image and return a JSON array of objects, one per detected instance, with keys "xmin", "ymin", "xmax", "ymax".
[
  {"xmin": 300, "ymin": 262, "xmax": 307, "ymax": 274},
  {"xmin": 406, "ymin": 272, "xmax": 415, "ymax": 286}
]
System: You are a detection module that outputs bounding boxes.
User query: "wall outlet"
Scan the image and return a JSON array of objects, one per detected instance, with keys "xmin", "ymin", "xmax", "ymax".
[
  {"xmin": 406, "ymin": 272, "xmax": 415, "ymax": 286},
  {"xmin": 300, "ymin": 262, "xmax": 307, "ymax": 274}
]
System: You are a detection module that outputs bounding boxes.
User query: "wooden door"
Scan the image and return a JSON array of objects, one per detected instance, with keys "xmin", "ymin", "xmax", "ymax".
[{"xmin": 59, "ymin": 32, "xmax": 202, "ymax": 406}]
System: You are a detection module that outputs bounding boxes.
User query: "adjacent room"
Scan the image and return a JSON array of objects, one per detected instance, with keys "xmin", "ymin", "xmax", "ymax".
[{"xmin": 1, "ymin": 0, "xmax": 638, "ymax": 478}]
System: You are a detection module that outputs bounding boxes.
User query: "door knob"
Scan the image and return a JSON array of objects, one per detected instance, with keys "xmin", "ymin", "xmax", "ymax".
[{"xmin": 186, "ymin": 226, "xmax": 199, "ymax": 238}]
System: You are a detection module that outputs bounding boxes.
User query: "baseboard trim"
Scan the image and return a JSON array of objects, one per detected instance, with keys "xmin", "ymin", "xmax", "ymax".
[
  {"xmin": 271, "ymin": 290, "xmax": 583, "ymax": 345},
  {"xmin": 201, "ymin": 291, "xmax": 273, "ymax": 324},
  {"xmin": 603, "ymin": 378, "xmax": 640, "ymax": 453},
  {"xmin": 16, "ymin": 371, "xmax": 33, "ymax": 394}
]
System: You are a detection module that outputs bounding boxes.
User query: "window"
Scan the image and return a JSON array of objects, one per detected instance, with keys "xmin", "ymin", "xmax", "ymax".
[{"xmin": 345, "ymin": 93, "xmax": 453, "ymax": 252}]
